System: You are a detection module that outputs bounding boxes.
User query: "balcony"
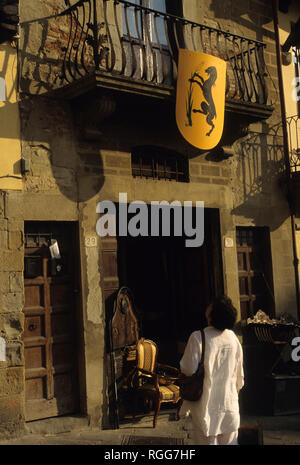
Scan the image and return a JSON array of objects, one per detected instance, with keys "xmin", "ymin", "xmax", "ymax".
[
  {"xmin": 271, "ymin": 115, "xmax": 300, "ymax": 216},
  {"xmin": 20, "ymin": 0, "xmax": 274, "ymax": 141}
]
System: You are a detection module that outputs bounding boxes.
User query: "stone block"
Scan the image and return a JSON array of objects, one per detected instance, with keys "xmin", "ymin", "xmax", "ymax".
[
  {"xmin": 30, "ymin": 144, "xmax": 52, "ymax": 166},
  {"xmin": 0, "ymin": 313, "xmax": 24, "ymax": 339},
  {"xmin": 7, "ymin": 220, "xmax": 24, "ymax": 233},
  {"xmin": 9, "ymin": 273, "xmax": 24, "ymax": 294},
  {"xmin": 0, "ymin": 272, "xmax": 10, "ymax": 293},
  {"xmin": 190, "ymin": 176, "xmax": 211, "ymax": 184},
  {"xmin": 105, "ymin": 155, "xmax": 131, "ymax": 169},
  {"xmin": 23, "ymin": 193, "xmax": 78, "ymax": 221},
  {"xmin": 0, "ymin": 192, "xmax": 5, "ymax": 218},
  {"xmin": 211, "ymin": 178, "xmax": 228, "ymax": 185},
  {"xmin": 0, "ymin": 420, "xmax": 25, "ymax": 440},
  {"xmin": 0, "ymin": 230, "xmax": 8, "ymax": 249},
  {"xmin": 8, "ymin": 231, "xmax": 23, "ymax": 251},
  {"xmin": 119, "ymin": 169, "xmax": 132, "ymax": 177},
  {"xmin": 0, "ymin": 394, "xmax": 25, "ymax": 425},
  {"xmin": 0, "ymin": 219, "xmax": 7, "ymax": 231},
  {"xmin": 0, "ymin": 293, "xmax": 24, "ymax": 313},
  {"xmin": 103, "ymin": 168, "xmax": 118, "ymax": 176},
  {"xmin": 0, "ymin": 367, "xmax": 24, "ymax": 397},
  {"xmin": 222, "ymin": 168, "xmax": 231, "ymax": 178},
  {"xmin": 201, "ymin": 165, "xmax": 220, "ymax": 177},
  {"xmin": 5, "ymin": 193, "xmax": 24, "ymax": 220},
  {"xmin": 0, "ymin": 250, "xmax": 24, "ymax": 272},
  {"xmin": 189, "ymin": 164, "xmax": 200, "ymax": 176},
  {"xmin": 5, "ymin": 341, "xmax": 24, "ymax": 367}
]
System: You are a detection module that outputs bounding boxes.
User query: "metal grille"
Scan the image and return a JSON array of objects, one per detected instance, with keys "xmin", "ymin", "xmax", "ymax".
[{"xmin": 132, "ymin": 145, "xmax": 189, "ymax": 182}]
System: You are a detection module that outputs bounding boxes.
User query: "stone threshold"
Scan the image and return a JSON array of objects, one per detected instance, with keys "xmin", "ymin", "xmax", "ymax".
[{"xmin": 25, "ymin": 414, "xmax": 90, "ymax": 436}]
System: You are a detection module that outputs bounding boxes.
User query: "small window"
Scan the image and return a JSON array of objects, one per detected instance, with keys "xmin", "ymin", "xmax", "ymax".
[{"xmin": 131, "ymin": 145, "xmax": 189, "ymax": 182}]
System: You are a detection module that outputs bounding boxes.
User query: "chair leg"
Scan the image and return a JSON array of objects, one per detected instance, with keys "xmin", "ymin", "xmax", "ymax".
[
  {"xmin": 176, "ymin": 398, "xmax": 183, "ymax": 421},
  {"xmin": 153, "ymin": 394, "xmax": 162, "ymax": 428}
]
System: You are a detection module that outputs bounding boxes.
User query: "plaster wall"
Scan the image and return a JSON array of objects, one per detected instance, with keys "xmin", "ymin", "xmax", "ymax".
[{"xmin": 0, "ymin": 43, "xmax": 22, "ymax": 190}]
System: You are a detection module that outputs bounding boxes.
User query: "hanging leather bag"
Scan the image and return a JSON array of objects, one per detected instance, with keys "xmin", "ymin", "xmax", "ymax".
[{"xmin": 178, "ymin": 329, "xmax": 205, "ymax": 402}]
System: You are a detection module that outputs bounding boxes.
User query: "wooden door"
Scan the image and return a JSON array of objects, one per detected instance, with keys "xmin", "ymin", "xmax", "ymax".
[
  {"xmin": 236, "ymin": 227, "xmax": 274, "ymax": 320},
  {"xmin": 23, "ymin": 223, "xmax": 79, "ymax": 421}
]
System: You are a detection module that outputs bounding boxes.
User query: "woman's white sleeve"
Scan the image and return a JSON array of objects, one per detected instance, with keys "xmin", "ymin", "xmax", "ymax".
[
  {"xmin": 180, "ymin": 332, "xmax": 202, "ymax": 377},
  {"xmin": 236, "ymin": 342, "xmax": 244, "ymax": 392}
]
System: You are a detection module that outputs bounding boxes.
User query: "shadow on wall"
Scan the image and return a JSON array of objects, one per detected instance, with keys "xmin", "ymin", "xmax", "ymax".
[
  {"xmin": 231, "ymin": 123, "xmax": 289, "ymax": 230},
  {"xmin": 209, "ymin": 0, "xmax": 275, "ymax": 41},
  {"xmin": 18, "ymin": 4, "xmax": 104, "ymax": 96},
  {"xmin": 46, "ymin": 137, "xmax": 105, "ymax": 204},
  {"xmin": 19, "ymin": 95, "xmax": 106, "ymax": 203},
  {"xmin": 19, "ymin": 13, "xmax": 70, "ymax": 96}
]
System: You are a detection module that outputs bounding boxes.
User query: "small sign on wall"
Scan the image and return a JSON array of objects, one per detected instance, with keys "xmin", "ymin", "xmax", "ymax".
[
  {"xmin": 0, "ymin": 337, "xmax": 6, "ymax": 361},
  {"xmin": 85, "ymin": 236, "xmax": 97, "ymax": 248},
  {"xmin": 224, "ymin": 237, "xmax": 234, "ymax": 248}
]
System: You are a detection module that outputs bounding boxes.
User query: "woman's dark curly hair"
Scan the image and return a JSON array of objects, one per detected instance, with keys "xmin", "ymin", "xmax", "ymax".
[{"xmin": 209, "ymin": 295, "xmax": 237, "ymax": 331}]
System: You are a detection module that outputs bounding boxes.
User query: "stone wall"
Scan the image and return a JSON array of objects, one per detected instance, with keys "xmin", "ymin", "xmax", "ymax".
[{"xmin": 0, "ymin": 191, "xmax": 25, "ymax": 438}]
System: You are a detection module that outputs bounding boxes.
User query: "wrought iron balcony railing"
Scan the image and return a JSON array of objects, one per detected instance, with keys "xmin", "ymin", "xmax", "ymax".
[
  {"xmin": 270, "ymin": 115, "xmax": 300, "ymax": 173},
  {"xmin": 286, "ymin": 115, "xmax": 300, "ymax": 173},
  {"xmin": 20, "ymin": 0, "xmax": 270, "ymax": 106}
]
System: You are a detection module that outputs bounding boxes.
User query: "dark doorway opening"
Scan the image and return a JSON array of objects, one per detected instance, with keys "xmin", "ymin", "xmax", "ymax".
[{"xmin": 117, "ymin": 208, "xmax": 223, "ymax": 366}]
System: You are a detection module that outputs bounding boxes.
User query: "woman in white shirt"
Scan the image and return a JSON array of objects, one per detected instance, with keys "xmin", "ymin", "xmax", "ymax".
[{"xmin": 179, "ymin": 296, "xmax": 244, "ymax": 445}]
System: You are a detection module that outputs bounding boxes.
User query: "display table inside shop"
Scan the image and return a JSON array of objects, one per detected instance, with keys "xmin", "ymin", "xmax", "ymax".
[{"xmin": 241, "ymin": 312, "xmax": 300, "ymax": 416}]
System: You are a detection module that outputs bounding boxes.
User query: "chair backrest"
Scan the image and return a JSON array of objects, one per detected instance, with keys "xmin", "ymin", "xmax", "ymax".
[
  {"xmin": 136, "ymin": 339, "xmax": 158, "ymax": 373},
  {"xmin": 111, "ymin": 287, "xmax": 139, "ymax": 351}
]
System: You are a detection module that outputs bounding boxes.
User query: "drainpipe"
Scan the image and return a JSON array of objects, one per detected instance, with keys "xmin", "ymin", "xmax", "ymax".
[{"xmin": 272, "ymin": 0, "xmax": 300, "ymax": 319}]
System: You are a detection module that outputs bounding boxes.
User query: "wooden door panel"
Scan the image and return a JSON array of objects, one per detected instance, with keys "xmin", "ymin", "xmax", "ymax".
[
  {"xmin": 23, "ymin": 223, "xmax": 79, "ymax": 421},
  {"xmin": 25, "ymin": 285, "xmax": 44, "ymax": 307},
  {"xmin": 26, "ymin": 397, "xmax": 77, "ymax": 422},
  {"xmin": 26, "ymin": 377, "xmax": 45, "ymax": 400},
  {"xmin": 52, "ymin": 343, "xmax": 73, "ymax": 365},
  {"xmin": 24, "ymin": 315, "xmax": 45, "ymax": 338},
  {"xmin": 51, "ymin": 313, "xmax": 71, "ymax": 335},
  {"xmin": 54, "ymin": 373, "xmax": 73, "ymax": 396},
  {"xmin": 50, "ymin": 283, "xmax": 72, "ymax": 305},
  {"xmin": 24, "ymin": 345, "xmax": 46, "ymax": 369}
]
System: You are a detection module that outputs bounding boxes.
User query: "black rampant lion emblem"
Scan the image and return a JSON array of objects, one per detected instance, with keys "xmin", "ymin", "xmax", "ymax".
[{"xmin": 186, "ymin": 66, "xmax": 217, "ymax": 136}]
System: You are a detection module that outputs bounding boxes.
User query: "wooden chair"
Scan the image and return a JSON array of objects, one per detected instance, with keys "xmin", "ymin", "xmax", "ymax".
[{"xmin": 129, "ymin": 338, "xmax": 181, "ymax": 428}]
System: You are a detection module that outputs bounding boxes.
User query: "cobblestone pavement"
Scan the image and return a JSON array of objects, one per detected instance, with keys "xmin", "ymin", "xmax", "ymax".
[{"xmin": 0, "ymin": 411, "xmax": 299, "ymax": 445}]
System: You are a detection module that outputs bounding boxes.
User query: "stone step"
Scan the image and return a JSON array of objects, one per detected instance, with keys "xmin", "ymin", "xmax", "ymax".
[{"xmin": 25, "ymin": 415, "xmax": 90, "ymax": 436}]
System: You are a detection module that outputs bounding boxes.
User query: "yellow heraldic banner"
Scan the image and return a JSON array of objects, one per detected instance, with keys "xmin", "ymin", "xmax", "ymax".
[{"xmin": 176, "ymin": 49, "xmax": 226, "ymax": 150}]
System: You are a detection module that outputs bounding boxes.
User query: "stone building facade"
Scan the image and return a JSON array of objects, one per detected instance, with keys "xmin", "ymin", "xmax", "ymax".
[{"xmin": 0, "ymin": 0, "xmax": 299, "ymax": 437}]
